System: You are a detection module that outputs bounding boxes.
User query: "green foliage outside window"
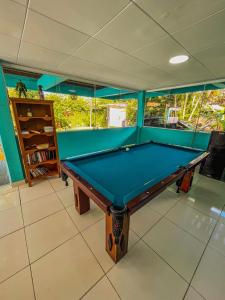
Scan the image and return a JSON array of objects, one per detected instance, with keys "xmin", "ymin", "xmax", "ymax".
[{"xmin": 8, "ymin": 88, "xmax": 137, "ymax": 131}]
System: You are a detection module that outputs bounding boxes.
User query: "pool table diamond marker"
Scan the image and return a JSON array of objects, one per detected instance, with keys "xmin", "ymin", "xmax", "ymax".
[{"xmin": 61, "ymin": 141, "xmax": 208, "ymax": 262}]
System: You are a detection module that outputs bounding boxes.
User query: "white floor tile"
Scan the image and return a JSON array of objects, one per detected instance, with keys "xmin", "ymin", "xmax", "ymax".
[
  {"xmin": 66, "ymin": 201, "xmax": 104, "ymax": 231},
  {"xmin": 209, "ymin": 216, "xmax": 225, "ymax": 257},
  {"xmin": 130, "ymin": 204, "xmax": 161, "ymax": 237},
  {"xmin": 108, "ymin": 240, "xmax": 188, "ymax": 300},
  {"xmin": 143, "ymin": 218, "xmax": 205, "ymax": 281},
  {"xmin": 56, "ymin": 187, "xmax": 75, "ymax": 207},
  {"xmin": 0, "ymin": 206, "xmax": 23, "ymax": 238},
  {"xmin": 19, "ymin": 180, "xmax": 54, "ymax": 203},
  {"xmin": 83, "ymin": 276, "xmax": 119, "ymax": 300},
  {"xmin": 184, "ymin": 287, "xmax": 205, "ymax": 300},
  {"xmin": 180, "ymin": 191, "xmax": 224, "ymax": 220},
  {"xmin": 32, "ymin": 235, "xmax": 104, "ymax": 300},
  {"xmin": 166, "ymin": 202, "xmax": 217, "ymax": 243},
  {"xmin": 192, "ymin": 246, "xmax": 225, "ymax": 300},
  {"xmin": 0, "ymin": 230, "xmax": 29, "ymax": 282},
  {"xmin": 48, "ymin": 176, "xmax": 72, "ymax": 192},
  {"xmin": 0, "ymin": 185, "xmax": 18, "ymax": 195},
  {"xmin": 148, "ymin": 189, "xmax": 181, "ymax": 215},
  {"xmin": 0, "ymin": 191, "xmax": 20, "ymax": 211},
  {"xmin": 22, "ymin": 192, "xmax": 64, "ymax": 226},
  {"xmin": 25, "ymin": 210, "xmax": 78, "ymax": 262},
  {"xmin": 83, "ymin": 219, "xmax": 139, "ymax": 272},
  {"xmin": 0, "ymin": 267, "xmax": 35, "ymax": 300}
]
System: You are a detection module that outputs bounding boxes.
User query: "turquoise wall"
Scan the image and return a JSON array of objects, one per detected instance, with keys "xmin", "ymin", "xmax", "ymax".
[
  {"xmin": 139, "ymin": 127, "xmax": 210, "ymax": 150},
  {"xmin": 0, "ymin": 66, "xmax": 24, "ymax": 182},
  {"xmin": 57, "ymin": 127, "xmax": 137, "ymax": 159}
]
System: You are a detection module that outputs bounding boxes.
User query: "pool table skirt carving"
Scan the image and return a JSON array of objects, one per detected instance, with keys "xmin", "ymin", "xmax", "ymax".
[{"xmin": 60, "ymin": 142, "xmax": 209, "ymax": 263}]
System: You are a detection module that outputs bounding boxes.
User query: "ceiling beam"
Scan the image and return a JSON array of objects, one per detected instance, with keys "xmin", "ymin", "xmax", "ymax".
[
  {"xmin": 37, "ymin": 74, "xmax": 68, "ymax": 90},
  {"xmin": 95, "ymin": 87, "xmax": 133, "ymax": 98}
]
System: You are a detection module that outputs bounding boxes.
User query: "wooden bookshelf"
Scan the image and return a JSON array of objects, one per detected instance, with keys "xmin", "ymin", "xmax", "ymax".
[{"xmin": 10, "ymin": 98, "xmax": 60, "ymax": 186}]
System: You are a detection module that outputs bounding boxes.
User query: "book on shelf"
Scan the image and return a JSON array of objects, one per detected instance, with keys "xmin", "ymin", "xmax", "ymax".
[
  {"xmin": 26, "ymin": 150, "xmax": 56, "ymax": 165},
  {"xmin": 30, "ymin": 167, "xmax": 49, "ymax": 177}
]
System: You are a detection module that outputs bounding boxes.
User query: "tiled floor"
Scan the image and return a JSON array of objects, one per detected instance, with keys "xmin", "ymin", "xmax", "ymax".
[{"xmin": 0, "ymin": 173, "xmax": 224, "ymax": 300}]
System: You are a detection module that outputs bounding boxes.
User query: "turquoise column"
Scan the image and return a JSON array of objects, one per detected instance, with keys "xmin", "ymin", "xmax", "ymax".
[
  {"xmin": 136, "ymin": 91, "xmax": 146, "ymax": 144},
  {"xmin": 0, "ymin": 65, "xmax": 24, "ymax": 183}
]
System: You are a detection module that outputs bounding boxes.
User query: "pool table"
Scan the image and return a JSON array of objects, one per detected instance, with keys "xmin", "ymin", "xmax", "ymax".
[{"xmin": 61, "ymin": 141, "xmax": 208, "ymax": 262}]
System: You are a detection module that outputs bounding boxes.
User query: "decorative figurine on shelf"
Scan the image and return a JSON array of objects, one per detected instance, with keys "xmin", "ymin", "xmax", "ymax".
[
  {"xmin": 27, "ymin": 108, "xmax": 32, "ymax": 117},
  {"xmin": 38, "ymin": 85, "xmax": 45, "ymax": 100},
  {"xmin": 15, "ymin": 80, "xmax": 27, "ymax": 98}
]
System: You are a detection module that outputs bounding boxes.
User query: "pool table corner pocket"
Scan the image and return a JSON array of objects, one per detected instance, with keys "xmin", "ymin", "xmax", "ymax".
[{"xmin": 105, "ymin": 206, "xmax": 130, "ymax": 263}]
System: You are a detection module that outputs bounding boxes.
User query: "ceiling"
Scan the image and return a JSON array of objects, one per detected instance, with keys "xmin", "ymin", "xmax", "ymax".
[{"xmin": 0, "ymin": 0, "xmax": 225, "ymax": 91}]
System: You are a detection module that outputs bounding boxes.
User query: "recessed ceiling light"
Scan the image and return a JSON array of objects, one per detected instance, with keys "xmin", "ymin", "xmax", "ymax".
[{"xmin": 169, "ymin": 55, "xmax": 189, "ymax": 64}]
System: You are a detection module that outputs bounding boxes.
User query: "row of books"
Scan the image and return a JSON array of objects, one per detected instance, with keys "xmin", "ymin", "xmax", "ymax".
[
  {"xmin": 26, "ymin": 150, "xmax": 56, "ymax": 165},
  {"xmin": 30, "ymin": 167, "xmax": 49, "ymax": 178}
]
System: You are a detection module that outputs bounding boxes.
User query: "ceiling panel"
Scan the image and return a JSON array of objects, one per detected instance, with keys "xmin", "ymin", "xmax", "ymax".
[
  {"xmin": 95, "ymin": 3, "xmax": 167, "ymax": 53},
  {"xmin": 0, "ymin": 0, "xmax": 26, "ymax": 39},
  {"xmin": 18, "ymin": 42, "xmax": 68, "ymax": 71},
  {"xmin": 29, "ymin": 0, "xmax": 129, "ymax": 36},
  {"xmin": 132, "ymin": 36, "xmax": 189, "ymax": 67},
  {"xmin": 194, "ymin": 43, "xmax": 225, "ymax": 77},
  {"xmin": 23, "ymin": 10, "xmax": 89, "ymax": 55},
  {"xmin": 173, "ymin": 9, "xmax": 225, "ymax": 53},
  {"xmin": 58, "ymin": 56, "xmax": 154, "ymax": 90},
  {"xmin": 135, "ymin": 0, "xmax": 225, "ymax": 34},
  {"xmin": 0, "ymin": 33, "xmax": 20, "ymax": 63},
  {"xmin": 1, "ymin": 0, "xmax": 225, "ymax": 90},
  {"xmin": 157, "ymin": 58, "xmax": 213, "ymax": 83},
  {"xmin": 74, "ymin": 38, "xmax": 155, "ymax": 75}
]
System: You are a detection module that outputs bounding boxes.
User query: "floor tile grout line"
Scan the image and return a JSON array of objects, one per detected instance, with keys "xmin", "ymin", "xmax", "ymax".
[
  {"xmin": 18, "ymin": 188, "xmax": 37, "ymax": 300},
  {"xmin": 0, "ymin": 203, "xmax": 66, "ymax": 242},
  {"xmin": 163, "ymin": 214, "xmax": 216, "ymax": 245},
  {"xmin": 78, "ymin": 274, "xmax": 106, "ymax": 300},
  {"xmin": 169, "ymin": 190, "xmax": 222, "ymax": 221},
  {"xmin": 47, "ymin": 177, "xmax": 70, "ymax": 193},
  {"xmin": 139, "ymin": 195, "xmax": 183, "ymax": 239},
  {"xmin": 19, "ymin": 190, "xmax": 56, "ymax": 206},
  {"xmin": 79, "ymin": 215, "xmax": 105, "ymax": 233},
  {"xmin": 105, "ymin": 235, "xmax": 142, "ymax": 276},
  {"xmin": 54, "ymin": 189, "xmax": 105, "ymax": 234},
  {"xmin": 23, "ymin": 206, "xmax": 65, "ymax": 228},
  {"xmin": 0, "ymin": 233, "xmax": 80, "ymax": 288},
  {"xmin": 0, "ymin": 226, "xmax": 25, "ymax": 242},
  {"xmin": 141, "ymin": 239, "xmax": 190, "ymax": 285},
  {"xmin": 29, "ymin": 232, "xmax": 80, "ymax": 265},
  {"xmin": 178, "ymin": 197, "xmax": 223, "ymax": 221},
  {"xmin": 0, "ymin": 265, "xmax": 29, "ymax": 286},
  {"xmin": 63, "ymin": 202, "xmax": 122, "ymax": 299},
  {"xmin": 181, "ymin": 203, "xmax": 225, "ymax": 300},
  {"xmin": 186, "ymin": 286, "xmax": 207, "ymax": 300}
]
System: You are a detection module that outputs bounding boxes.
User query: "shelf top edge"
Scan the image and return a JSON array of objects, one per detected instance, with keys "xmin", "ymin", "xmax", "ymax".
[{"xmin": 10, "ymin": 97, "xmax": 54, "ymax": 104}]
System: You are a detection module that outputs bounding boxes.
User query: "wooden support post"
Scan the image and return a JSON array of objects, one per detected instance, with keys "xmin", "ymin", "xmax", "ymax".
[
  {"xmin": 74, "ymin": 185, "xmax": 90, "ymax": 214},
  {"xmin": 106, "ymin": 206, "xmax": 129, "ymax": 263}
]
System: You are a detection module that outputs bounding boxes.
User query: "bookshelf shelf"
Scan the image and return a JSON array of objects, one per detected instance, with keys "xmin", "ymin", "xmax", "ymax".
[
  {"xmin": 18, "ymin": 116, "xmax": 52, "ymax": 121},
  {"xmin": 28, "ymin": 159, "xmax": 58, "ymax": 168},
  {"xmin": 25, "ymin": 146, "xmax": 56, "ymax": 154},
  {"xmin": 22, "ymin": 132, "xmax": 54, "ymax": 139},
  {"xmin": 11, "ymin": 98, "xmax": 60, "ymax": 186}
]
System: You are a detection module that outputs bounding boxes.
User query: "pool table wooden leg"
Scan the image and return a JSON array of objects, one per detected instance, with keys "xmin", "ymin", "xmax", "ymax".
[
  {"xmin": 105, "ymin": 207, "xmax": 130, "ymax": 263},
  {"xmin": 74, "ymin": 185, "xmax": 90, "ymax": 214}
]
